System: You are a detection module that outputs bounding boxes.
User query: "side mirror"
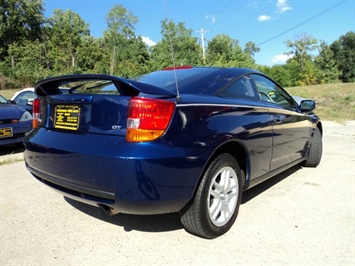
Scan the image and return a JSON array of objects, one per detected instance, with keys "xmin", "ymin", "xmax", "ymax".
[
  {"xmin": 26, "ymin": 99, "xmax": 34, "ymax": 106},
  {"xmin": 8, "ymin": 100, "xmax": 16, "ymax": 104},
  {"xmin": 300, "ymin": 100, "xmax": 315, "ymax": 112}
]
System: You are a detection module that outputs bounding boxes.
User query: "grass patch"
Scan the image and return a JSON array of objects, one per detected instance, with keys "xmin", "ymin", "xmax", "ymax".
[
  {"xmin": 0, "ymin": 89, "xmax": 18, "ymax": 99},
  {"xmin": 286, "ymin": 83, "xmax": 355, "ymax": 122}
]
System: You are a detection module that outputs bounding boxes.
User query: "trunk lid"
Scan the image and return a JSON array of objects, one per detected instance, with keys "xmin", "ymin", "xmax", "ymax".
[
  {"xmin": 35, "ymin": 74, "xmax": 176, "ymax": 97},
  {"xmin": 34, "ymin": 74, "xmax": 176, "ymax": 136}
]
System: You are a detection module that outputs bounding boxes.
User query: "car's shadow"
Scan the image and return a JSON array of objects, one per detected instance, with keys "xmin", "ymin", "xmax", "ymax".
[
  {"xmin": 65, "ymin": 197, "xmax": 183, "ymax": 233},
  {"xmin": 65, "ymin": 165, "xmax": 302, "ymax": 233},
  {"xmin": 0, "ymin": 144, "xmax": 24, "ymax": 156},
  {"xmin": 241, "ymin": 165, "xmax": 301, "ymax": 203}
]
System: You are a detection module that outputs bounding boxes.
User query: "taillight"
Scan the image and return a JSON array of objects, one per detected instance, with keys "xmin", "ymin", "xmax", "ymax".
[
  {"xmin": 32, "ymin": 98, "xmax": 41, "ymax": 128},
  {"xmin": 126, "ymin": 97, "xmax": 175, "ymax": 142}
]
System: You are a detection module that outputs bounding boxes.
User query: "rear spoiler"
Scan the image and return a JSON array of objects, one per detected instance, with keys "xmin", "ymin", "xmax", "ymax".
[{"xmin": 34, "ymin": 74, "xmax": 177, "ymax": 97}]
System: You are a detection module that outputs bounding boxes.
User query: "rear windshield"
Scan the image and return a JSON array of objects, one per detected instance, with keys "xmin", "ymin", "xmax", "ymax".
[
  {"xmin": 60, "ymin": 81, "xmax": 120, "ymax": 95},
  {"xmin": 134, "ymin": 68, "xmax": 233, "ymax": 94},
  {"xmin": 68, "ymin": 80, "xmax": 119, "ymax": 94}
]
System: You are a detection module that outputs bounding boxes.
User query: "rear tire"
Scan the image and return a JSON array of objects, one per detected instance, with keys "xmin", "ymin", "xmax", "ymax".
[
  {"xmin": 303, "ymin": 127, "xmax": 322, "ymax": 167},
  {"xmin": 180, "ymin": 154, "xmax": 243, "ymax": 239}
]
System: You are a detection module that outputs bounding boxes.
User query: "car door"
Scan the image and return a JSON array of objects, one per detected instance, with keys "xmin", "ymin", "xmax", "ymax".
[
  {"xmin": 217, "ymin": 74, "xmax": 273, "ymax": 179},
  {"xmin": 251, "ymin": 74, "xmax": 311, "ymax": 171}
]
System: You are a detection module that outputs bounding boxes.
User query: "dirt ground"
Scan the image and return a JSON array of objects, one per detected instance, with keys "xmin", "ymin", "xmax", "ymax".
[{"xmin": 0, "ymin": 121, "xmax": 354, "ymax": 265}]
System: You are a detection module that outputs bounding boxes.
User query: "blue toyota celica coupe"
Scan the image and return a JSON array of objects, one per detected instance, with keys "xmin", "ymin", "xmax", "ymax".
[{"xmin": 23, "ymin": 67, "xmax": 322, "ymax": 238}]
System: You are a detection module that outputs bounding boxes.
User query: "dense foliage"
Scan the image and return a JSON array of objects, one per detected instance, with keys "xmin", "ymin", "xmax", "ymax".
[{"xmin": 0, "ymin": 1, "xmax": 354, "ymax": 89}]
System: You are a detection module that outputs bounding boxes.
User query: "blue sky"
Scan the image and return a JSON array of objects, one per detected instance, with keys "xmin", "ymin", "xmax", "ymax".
[{"xmin": 43, "ymin": 0, "xmax": 354, "ymax": 66}]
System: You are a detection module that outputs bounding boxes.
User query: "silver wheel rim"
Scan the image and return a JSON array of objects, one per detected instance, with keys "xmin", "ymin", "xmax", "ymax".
[{"xmin": 207, "ymin": 166, "xmax": 239, "ymax": 227}]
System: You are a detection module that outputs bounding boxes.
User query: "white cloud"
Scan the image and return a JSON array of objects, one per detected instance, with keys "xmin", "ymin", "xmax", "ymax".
[
  {"xmin": 271, "ymin": 54, "xmax": 293, "ymax": 64},
  {"xmin": 141, "ymin": 36, "xmax": 156, "ymax": 47},
  {"xmin": 211, "ymin": 15, "xmax": 216, "ymax": 24},
  {"xmin": 205, "ymin": 15, "xmax": 217, "ymax": 24},
  {"xmin": 259, "ymin": 0, "xmax": 291, "ymax": 23},
  {"xmin": 276, "ymin": 0, "xmax": 291, "ymax": 13},
  {"xmin": 258, "ymin": 15, "xmax": 271, "ymax": 22}
]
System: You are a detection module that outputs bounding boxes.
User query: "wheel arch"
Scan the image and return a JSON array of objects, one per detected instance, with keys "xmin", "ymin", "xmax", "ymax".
[
  {"xmin": 199, "ymin": 140, "xmax": 249, "ymax": 191},
  {"xmin": 180, "ymin": 142, "xmax": 248, "ymax": 238},
  {"xmin": 316, "ymin": 121, "xmax": 323, "ymax": 135}
]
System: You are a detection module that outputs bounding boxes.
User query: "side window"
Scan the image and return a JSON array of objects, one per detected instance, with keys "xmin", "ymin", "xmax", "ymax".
[
  {"xmin": 218, "ymin": 75, "xmax": 256, "ymax": 99},
  {"xmin": 16, "ymin": 92, "xmax": 36, "ymax": 105},
  {"xmin": 251, "ymin": 74, "xmax": 295, "ymax": 107}
]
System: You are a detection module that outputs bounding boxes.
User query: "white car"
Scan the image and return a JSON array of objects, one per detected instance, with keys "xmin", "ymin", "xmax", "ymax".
[
  {"xmin": 11, "ymin": 87, "xmax": 69, "ymax": 113},
  {"xmin": 10, "ymin": 87, "xmax": 35, "ymax": 101}
]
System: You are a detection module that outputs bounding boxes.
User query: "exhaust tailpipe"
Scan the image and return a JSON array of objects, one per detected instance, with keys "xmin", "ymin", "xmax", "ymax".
[{"xmin": 99, "ymin": 204, "xmax": 120, "ymax": 216}]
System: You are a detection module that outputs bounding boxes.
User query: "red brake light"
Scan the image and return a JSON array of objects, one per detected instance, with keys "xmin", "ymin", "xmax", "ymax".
[
  {"xmin": 163, "ymin": 66, "xmax": 192, "ymax": 70},
  {"xmin": 32, "ymin": 98, "xmax": 41, "ymax": 128},
  {"xmin": 126, "ymin": 97, "xmax": 175, "ymax": 142}
]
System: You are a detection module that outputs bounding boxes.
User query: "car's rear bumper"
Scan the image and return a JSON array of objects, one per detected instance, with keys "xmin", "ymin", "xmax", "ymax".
[
  {"xmin": 0, "ymin": 121, "xmax": 32, "ymax": 146},
  {"xmin": 24, "ymin": 128, "xmax": 210, "ymax": 215}
]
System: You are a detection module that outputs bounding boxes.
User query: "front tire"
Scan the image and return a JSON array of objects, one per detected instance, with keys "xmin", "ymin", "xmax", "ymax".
[
  {"xmin": 180, "ymin": 154, "xmax": 243, "ymax": 239},
  {"xmin": 303, "ymin": 127, "xmax": 322, "ymax": 167}
]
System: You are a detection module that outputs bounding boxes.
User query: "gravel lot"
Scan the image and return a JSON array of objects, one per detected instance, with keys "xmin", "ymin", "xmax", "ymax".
[{"xmin": 1, "ymin": 121, "xmax": 354, "ymax": 265}]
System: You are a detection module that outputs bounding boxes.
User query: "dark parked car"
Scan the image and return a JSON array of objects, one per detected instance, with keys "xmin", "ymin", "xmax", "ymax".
[
  {"xmin": 24, "ymin": 67, "xmax": 322, "ymax": 238},
  {"xmin": 0, "ymin": 94, "xmax": 32, "ymax": 146}
]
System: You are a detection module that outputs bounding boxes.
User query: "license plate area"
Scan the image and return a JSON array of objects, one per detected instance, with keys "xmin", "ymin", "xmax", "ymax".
[
  {"xmin": 0, "ymin": 127, "xmax": 13, "ymax": 138},
  {"xmin": 54, "ymin": 105, "xmax": 81, "ymax": 131}
]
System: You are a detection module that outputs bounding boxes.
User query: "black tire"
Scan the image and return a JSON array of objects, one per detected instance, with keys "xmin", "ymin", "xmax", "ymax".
[
  {"xmin": 303, "ymin": 127, "xmax": 322, "ymax": 167},
  {"xmin": 179, "ymin": 153, "xmax": 243, "ymax": 239}
]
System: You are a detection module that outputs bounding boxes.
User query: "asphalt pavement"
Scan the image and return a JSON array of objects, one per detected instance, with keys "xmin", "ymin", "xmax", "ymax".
[{"xmin": 0, "ymin": 121, "xmax": 354, "ymax": 265}]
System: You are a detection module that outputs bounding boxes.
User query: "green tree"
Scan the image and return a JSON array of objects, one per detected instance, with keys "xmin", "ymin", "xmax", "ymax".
[
  {"xmin": 315, "ymin": 41, "xmax": 340, "ymax": 83},
  {"xmin": 207, "ymin": 34, "xmax": 234, "ymax": 65},
  {"xmin": 150, "ymin": 19, "xmax": 202, "ymax": 70},
  {"xmin": 0, "ymin": 0, "xmax": 45, "ymax": 61},
  {"xmin": 285, "ymin": 34, "xmax": 321, "ymax": 85},
  {"xmin": 206, "ymin": 34, "xmax": 255, "ymax": 67},
  {"xmin": 115, "ymin": 36, "xmax": 150, "ymax": 77},
  {"xmin": 285, "ymin": 34, "xmax": 318, "ymax": 71},
  {"xmin": 47, "ymin": 9, "xmax": 90, "ymax": 73},
  {"xmin": 258, "ymin": 64, "xmax": 295, "ymax": 87},
  {"xmin": 330, "ymin": 31, "xmax": 355, "ymax": 82},
  {"xmin": 298, "ymin": 60, "xmax": 321, "ymax": 86},
  {"xmin": 244, "ymin": 41, "xmax": 260, "ymax": 57},
  {"xmin": 76, "ymin": 36, "xmax": 105, "ymax": 73},
  {"xmin": 103, "ymin": 4, "xmax": 139, "ymax": 76},
  {"xmin": 6, "ymin": 39, "xmax": 52, "ymax": 86}
]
